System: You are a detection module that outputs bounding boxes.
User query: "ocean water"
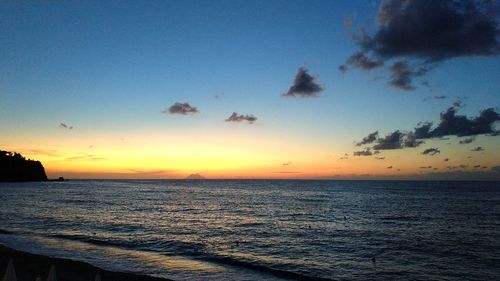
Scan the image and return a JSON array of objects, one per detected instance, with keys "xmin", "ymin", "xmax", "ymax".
[{"xmin": 0, "ymin": 180, "xmax": 499, "ymax": 280}]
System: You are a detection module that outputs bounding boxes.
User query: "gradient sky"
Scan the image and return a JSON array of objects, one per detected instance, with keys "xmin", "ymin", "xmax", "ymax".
[{"xmin": 1, "ymin": 0, "xmax": 499, "ymax": 179}]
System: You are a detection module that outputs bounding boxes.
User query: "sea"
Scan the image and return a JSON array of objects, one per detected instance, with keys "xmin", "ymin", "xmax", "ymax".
[{"xmin": 0, "ymin": 180, "xmax": 499, "ymax": 280}]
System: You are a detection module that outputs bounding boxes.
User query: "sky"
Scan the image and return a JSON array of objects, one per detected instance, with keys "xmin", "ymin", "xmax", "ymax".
[{"xmin": 1, "ymin": 0, "xmax": 499, "ymax": 179}]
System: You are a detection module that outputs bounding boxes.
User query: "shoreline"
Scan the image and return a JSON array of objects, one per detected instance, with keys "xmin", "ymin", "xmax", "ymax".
[{"xmin": 0, "ymin": 244, "xmax": 174, "ymax": 281}]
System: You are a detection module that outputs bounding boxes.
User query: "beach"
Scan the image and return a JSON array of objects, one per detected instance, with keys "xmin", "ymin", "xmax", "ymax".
[{"xmin": 0, "ymin": 244, "xmax": 172, "ymax": 281}]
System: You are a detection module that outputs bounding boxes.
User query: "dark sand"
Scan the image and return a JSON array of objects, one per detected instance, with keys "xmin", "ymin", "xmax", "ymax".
[{"xmin": 0, "ymin": 244, "xmax": 173, "ymax": 281}]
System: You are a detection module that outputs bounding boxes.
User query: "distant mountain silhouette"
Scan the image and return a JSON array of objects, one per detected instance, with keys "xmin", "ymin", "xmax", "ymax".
[
  {"xmin": 0, "ymin": 150, "xmax": 48, "ymax": 181},
  {"xmin": 185, "ymin": 173, "xmax": 205, "ymax": 180}
]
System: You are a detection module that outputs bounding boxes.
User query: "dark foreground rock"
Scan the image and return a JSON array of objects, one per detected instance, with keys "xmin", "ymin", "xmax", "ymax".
[{"xmin": 0, "ymin": 150, "xmax": 47, "ymax": 182}]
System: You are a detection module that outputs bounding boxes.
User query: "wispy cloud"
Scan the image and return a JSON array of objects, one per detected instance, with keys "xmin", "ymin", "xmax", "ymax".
[
  {"xmin": 64, "ymin": 154, "xmax": 107, "ymax": 161},
  {"xmin": 459, "ymin": 137, "xmax": 475, "ymax": 144},
  {"xmin": 471, "ymin": 146, "xmax": 484, "ymax": 152},
  {"xmin": 353, "ymin": 148, "xmax": 379, "ymax": 156},
  {"xmin": 421, "ymin": 148, "xmax": 440, "ymax": 156},
  {"xmin": 163, "ymin": 102, "xmax": 199, "ymax": 115},
  {"xmin": 225, "ymin": 112, "xmax": 257, "ymax": 124},
  {"xmin": 59, "ymin": 123, "xmax": 73, "ymax": 130}
]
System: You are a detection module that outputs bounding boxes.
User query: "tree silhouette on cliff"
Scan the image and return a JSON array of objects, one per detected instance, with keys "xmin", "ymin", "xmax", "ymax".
[{"xmin": 0, "ymin": 150, "xmax": 48, "ymax": 181}]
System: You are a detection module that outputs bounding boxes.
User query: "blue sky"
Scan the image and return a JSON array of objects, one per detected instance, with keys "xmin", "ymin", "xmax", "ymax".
[{"xmin": 1, "ymin": 0, "xmax": 499, "ymax": 179}]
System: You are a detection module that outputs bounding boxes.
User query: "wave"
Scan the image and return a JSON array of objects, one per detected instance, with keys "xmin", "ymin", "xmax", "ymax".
[
  {"xmin": 48, "ymin": 233, "xmax": 332, "ymax": 280},
  {"xmin": 199, "ymin": 255, "xmax": 334, "ymax": 281}
]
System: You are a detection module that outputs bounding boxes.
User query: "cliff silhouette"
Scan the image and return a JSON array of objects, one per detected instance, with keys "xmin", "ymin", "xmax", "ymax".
[{"xmin": 0, "ymin": 150, "xmax": 48, "ymax": 181}]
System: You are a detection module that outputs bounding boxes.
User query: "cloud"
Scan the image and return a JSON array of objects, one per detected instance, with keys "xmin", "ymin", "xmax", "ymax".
[
  {"xmin": 434, "ymin": 95, "xmax": 447, "ymax": 100},
  {"xmin": 375, "ymin": 156, "xmax": 385, "ymax": 160},
  {"xmin": 459, "ymin": 137, "xmax": 475, "ymax": 144},
  {"xmin": 400, "ymin": 105, "xmax": 499, "ymax": 140},
  {"xmin": 282, "ymin": 161, "xmax": 291, "ymax": 166},
  {"xmin": 492, "ymin": 166, "xmax": 500, "ymax": 173},
  {"xmin": 421, "ymin": 148, "xmax": 440, "ymax": 155},
  {"xmin": 27, "ymin": 149, "xmax": 60, "ymax": 157},
  {"xmin": 372, "ymin": 130, "xmax": 423, "ymax": 150},
  {"xmin": 163, "ymin": 102, "xmax": 199, "ymax": 115},
  {"xmin": 353, "ymin": 148, "xmax": 379, "ymax": 156},
  {"xmin": 64, "ymin": 154, "xmax": 107, "ymax": 161},
  {"xmin": 357, "ymin": 105, "xmax": 499, "ymax": 154},
  {"xmin": 373, "ymin": 130, "xmax": 404, "ymax": 150},
  {"xmin": 387, "ymin": 166, "xmax": 393, "ymax": 169},
  {"xmin": 388, "ymin": 61, "xmax": 427, "ymax": 91},
  {"xmin": 225, "ymin": 112, "xmax": 257, "ymax": 124},
  {"xmin": 471, "ymin": 146, "xmax": 484, "ymax": 152},
  {"xmin": 444, "ymin": 158, "xmax": 449, "ymax": 162},
  {"xmin": 345, "ymin": 52, "xmax": 384, "ymax": 71},
  {"xmin": 59, "ymin": 123, "xmax": 73, "ymax": 130},
  {"xmin": 427, "ymin": 107, "xmax": 500, "ymax": 137},
  {"xmin": 420, "ymin": 166, "xmax": 432, "ymax": 169},
  {"xmin": 283, "ymin": 67, "xmax": 323, "ymax": 97},
  {"xmin": 357, "ymin": 131, "xmax": 379, "ymax": 146},
  {"xmin": 342, "ymin": 0, "xmax": 500, "ymax": 90}
]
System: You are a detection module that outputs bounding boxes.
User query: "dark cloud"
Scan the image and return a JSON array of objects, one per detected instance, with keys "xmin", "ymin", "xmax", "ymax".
[
  {"xmin": 388, "ymin": 61, "xmax": 427, "ymax": 91},
  {"xmin": 373, "ymin": 130, "xmax": 409, "ymax": 150},
  {"xmin": 356, "ymin": 131, "xmax": 379, "ymax": 146},
  {"xmin": 471, "ymin": 146, "xmax": 484, "ymax": 152},
  {"xmin": 459, "ymin": 137, "xmax": 475, "ymax": 144},
  {"xmin": 340, "ymin": 157, "xmax": 348, "ymax": 160},
  {"xmin": 357, "ymin": 105, "xmax": 499, "ymax": 154},
  {"xmin": 225, "ymin": 112, "xmax": 257, "ymax": 124},
  {"xmin": 282, "ymin": 162, "xmax": 291, "ymax": 166},
  {"xmin": 376, "ymin": 156, "xmax": 385, "ymax": 160},
  {"xmin": 444, "ymin": 158, "xmax": 449, "ymax": 162},
  {"xmin": 346, "ymin": 52, "xmax": 384, "ymax": 71},
  {"xmin": 387, "ymin": 166, "xmax": 393, "ymax": 169},
  {"xmin": 407, "ymin": 106, "xmax": 500, "ymax": 140},
  {"xmin": 164, "ymin": 102, "xmax": 199, "ymax": 115},
  {"xmin": 420, "ymin": 166, "xmax": 432, "ymax": 169},
  {"xmin": 59, "ymin": 123, "xmax": 73, "ymax": 130},
  {"xmin": 474, "ymin": 165, "xmax": 481, "ymax": 169},
  {"xmin": 459, "ymin": 164, "xmax": 469, "ymax": 169},
  {"xmin": 357, "ymin": 130, "xmax": 424, "ymax": 151},
  {"xmin": 353, "ymin": 148, "xmax": 378, "ymax": 156},
  {"xmin": 430, "ymin": 107, "xmax": 500, "ymax": 137},
  {"xmin": 343, "ymin": 0, "xmax": 500, "ymax": 90},
  {"xmin": 421, "ymin": 148, "xmax": 440, "ymax": 156},
  {"xmin": 283, "ymin": 67, "xmax": 323, "ymax": 97}
]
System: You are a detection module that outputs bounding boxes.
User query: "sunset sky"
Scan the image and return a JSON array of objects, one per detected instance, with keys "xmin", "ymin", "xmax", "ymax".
[{"xmin": 1, "ymin": 0, "xmax": 499, "ymax": 179}]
